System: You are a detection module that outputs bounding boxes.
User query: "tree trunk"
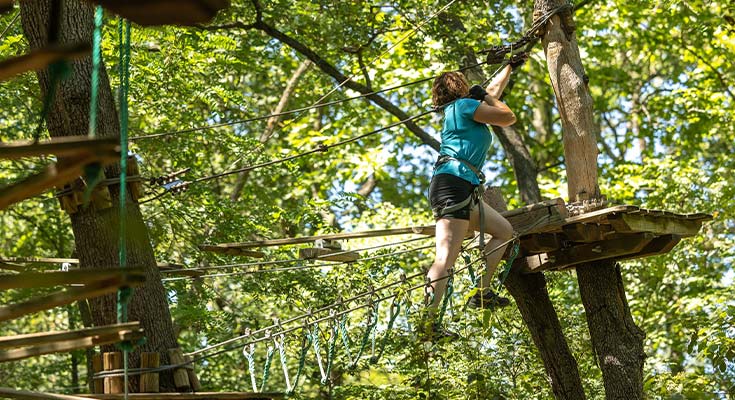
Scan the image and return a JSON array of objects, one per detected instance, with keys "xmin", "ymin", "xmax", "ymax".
[
  {"xmin": 535, "ymin": 0, "xmax": 646, "ymax": 397},
  {"xmin": 20, "ymin": 0, "xmax": 179, "ymax": 391},
  {"xmin": 487, "ymin": 190, "xmax": 586, "ymax": 399},
  {"xmin": 492, "ymin": 124, "xmax": 541, "ymax": 205}
]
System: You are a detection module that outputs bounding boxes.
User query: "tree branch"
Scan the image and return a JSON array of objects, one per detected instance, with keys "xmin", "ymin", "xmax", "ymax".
[{"xmin": 196, "ymin": 4, "xmax": 440, "ymax": 151}]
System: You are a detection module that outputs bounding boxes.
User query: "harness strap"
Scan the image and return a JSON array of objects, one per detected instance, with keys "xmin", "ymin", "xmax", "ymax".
[{"xmin": 432, "ymin": 155, "xmax": 487, "ymax": 265}]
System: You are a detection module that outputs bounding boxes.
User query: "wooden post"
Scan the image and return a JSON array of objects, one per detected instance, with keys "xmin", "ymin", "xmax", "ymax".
[
  {"xmin": 184, "ymin": 355, "xmax": 202, "ymax": 391},
  {"xmin": 167, "ymin": 348, "xmax": 191, "ymax": 391},
  {"xmin": 102, "ymin": 352, "xmax": 123, "ymax": 394},
  {"xmin": 139, "ymin": 352, "xmax": 160, "ymax": 393},
  {"xmin": 91, "ymin": 353, "xmax": 104, "ymax": 394}
]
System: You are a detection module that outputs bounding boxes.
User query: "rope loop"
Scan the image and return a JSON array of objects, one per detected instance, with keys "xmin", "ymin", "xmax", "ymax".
[
  {"xmin": 288, "ymin": 326, "xmax": 312, "ymax": 395},
  {"xmin": 242, "ymin": 331, "xmax": 258, "ymax": 393}
]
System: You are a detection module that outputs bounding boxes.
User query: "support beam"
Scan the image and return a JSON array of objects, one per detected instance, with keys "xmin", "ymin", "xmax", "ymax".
[
  {"xmin": 0, "ymin": 272, "xmax": 145, "ymax": 322},
  {"xmin": 0, "ymin": 323, "xmax": 143, "ymax": 363},
  {"xmin": 0, "ymin": 43, "xmax": 89, "ymax": 83},
  {"xmin": 0, "ymin": 136, "xmax": 119, "ymax": 160}
]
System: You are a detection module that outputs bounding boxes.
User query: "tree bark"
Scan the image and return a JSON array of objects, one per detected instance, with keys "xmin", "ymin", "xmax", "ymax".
[
  {"xmin": 536, "ymin": 0, "xmax": 646, "ymax": 397},
  {"xmin": 492, "ymin": 124, "xmax": 541, "ymax": 205},
  {"xmin": 20, "ymin": 0, "xmax": 179, "ymax": 391}
]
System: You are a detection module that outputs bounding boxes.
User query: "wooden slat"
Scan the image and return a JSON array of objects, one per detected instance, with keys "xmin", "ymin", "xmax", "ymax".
[
  {"xmin": 521, "ymin": 233, "xmax": 562, "ymax": 254},
  {"xmin": 0, "ymin": 149, "xmax": 119, "ymax": 210},
  {"xmin": 0, "ymin": 388, "xmax": 93, "ymax": 400},
  {"xmin": 609, "ymin": 213, "xmax": 704, "ymax": 237},
  {"xmin": 299, "ymin": 248, "xmax": 359, "ymax": 262},
  {"xmin": 561, "ymin": 223, "xmax": 613, "ymax": 242},
  {"xmin": 0, "ymin": 43, "xmax": 90, "ymax": 82},
  {"xmin": 201, "ymin": 198, "xmax": 568, "ymax": 252},
  {"xmin": 197, "ymin": 246, "xmax": 266, "ymax": 258},
  {"xmin": 0, "ymin": 271, "xmax": 145, "ymax": 322},
  {"xmin": 0, "ymin": 269, "xmax": 144, "ymax": 290},
  {"xmin": 524, "ymin": 233, "xmax": 655, "ymax": 273},
  {"xmin": 92, "ymin": 0, "xmax": 229, "ymax": 26},
  {"xmin": 616, "ymin": 234, "xmax": 682, "ymax": 262},
  {"xmin": 78, "ymin": 392, "xmax": 284, "ymax": 399},
  {"xmin": 0, "ymin": 322, "xmax": 139, "ymax": 349},
  {"xmin": 0, "ymin": 136, "xmax": 119, "ymax": 160},
  {"xmin": 0, "ymin": 328, "xmax": 143, "ymax": 363}
]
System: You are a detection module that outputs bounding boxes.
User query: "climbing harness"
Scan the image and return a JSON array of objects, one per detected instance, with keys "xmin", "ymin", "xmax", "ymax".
[{"xmin": 433, "ymin": 155, "xmax": 492, "ymax": 278}]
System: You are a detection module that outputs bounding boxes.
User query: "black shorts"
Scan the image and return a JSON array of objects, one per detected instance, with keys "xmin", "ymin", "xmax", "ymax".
[{"xmin": 428, "ymin": 173, "xmax": 477, "ymax": 220}]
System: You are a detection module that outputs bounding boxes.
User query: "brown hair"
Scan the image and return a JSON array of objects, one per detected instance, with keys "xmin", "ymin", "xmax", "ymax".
[{"xmin": 432, "ymin": 71, "xmax": 469, "ymax": 108}]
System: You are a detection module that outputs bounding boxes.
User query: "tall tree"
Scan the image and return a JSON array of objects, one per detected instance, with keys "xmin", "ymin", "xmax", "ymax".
[
  {"xmin": 20, "ymin": 0, "xmax": 180, "ymax": 390},
  {"xmin": 535, "ymin": 0, "xmax": 646, "ymax": 397}
]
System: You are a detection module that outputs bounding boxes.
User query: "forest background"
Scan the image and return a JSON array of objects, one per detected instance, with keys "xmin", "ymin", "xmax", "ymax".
[{"xmin": 0, "ymin": 0, "xmax": 733, "ymax": 398}]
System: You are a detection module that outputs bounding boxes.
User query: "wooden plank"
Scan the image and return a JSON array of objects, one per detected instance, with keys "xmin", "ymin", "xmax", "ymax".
[
  {"xmin": 103, "ymin": 352, "xmax": 124, "ymax": 394},
  {"xmin": 140, "ymin": 352, "xmax": 160, "ymax": 393},
  {"xmin": 0, "ymin": 149, "xmax": 119, "ymax": 210},
  {"xmin": 0, "ymin": 322, "xmax": 139, "ymax": 349},
  {"xmin": 0, "ymin": 136, "xmax": 119, "ymax": 160},
  {"xmin": 77, "ymin": 393, "xmax": 284, "ymax": 399},
  {"xmin": 201, "ymin": 199, "xmax": 568, "ymax": 252},
  {"xmin": 0, "ymin": 272, "xmax": 145, "ymax": 322},
  {"xmin": 537, "ymin": 205, "xmax": 639, "ymax": 232},
  {"xmin": 299, "ymin": 248, "xmax": 359, "ymax": 262},
  {"xmin": 92, "ymin": 0, "xmax": 229, "ymax": 26},
  {"xmin": 0, "ymin": 329, "xmax": 143, "ymax": 363},
  {"xmin": 561, "ymin": 223, "xmax": 612, "ymax": 242},
  {"xmin": 521, "ymin": 233, "xmax": 562, "ymax": 254},
  {"xmin": 0, "ymin": 269, "xmax": 145, "ymax": 290},
  {"xmin": 609, "ymin": 213, "xmax": 704, "ymax": 237},
  {"xmin": 616, "ymin": 234, "xmax": 682, "ymax": 262},
  {"xmin": 197, "ymin": 246, "xmax": 265, "ymax": 258},
  {"xmin": 524, "ymin": 233, "xmax": 655, "ymax": 273},
  {"xmin": 0, "ymin": 387, "xmax": 93, "ymax": 400},
  {"xmin": 168, "ymin": 348, "xmax": 191, "ymax": 391},
  {"xmin": 0, "ymin": 43, "xmax": 90, "ymax": 83}
]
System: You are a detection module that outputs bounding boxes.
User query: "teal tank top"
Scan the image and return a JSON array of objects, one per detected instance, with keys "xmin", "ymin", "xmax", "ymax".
[{"xmin": 433, "ymin": 98, "xmax": 492, "ymax": 185}]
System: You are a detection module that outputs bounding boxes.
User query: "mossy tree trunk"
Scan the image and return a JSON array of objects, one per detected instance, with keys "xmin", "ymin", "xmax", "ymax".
[{"xmin": 20, "ymin": 0, "xmax": 179, "ymax": 391}]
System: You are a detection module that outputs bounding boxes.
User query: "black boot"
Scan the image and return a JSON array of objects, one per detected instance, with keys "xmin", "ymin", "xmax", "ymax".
[{"xmin": 466, "ymin": 289, "xmax": 511, "ymax": 310}]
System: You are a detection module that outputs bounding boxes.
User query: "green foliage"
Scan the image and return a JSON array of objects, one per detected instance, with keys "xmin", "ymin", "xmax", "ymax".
[{"xmin": 1, "ymin": 0, "xmax": 733, "ymax": 398}]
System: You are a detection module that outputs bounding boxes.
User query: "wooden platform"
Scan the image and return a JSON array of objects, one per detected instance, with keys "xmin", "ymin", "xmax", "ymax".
[
  {"xmin": 0, "ymin": 269, "xmax": 145, "ymax": 322},
  {"xmin": 199, "ymin": 199, "xmax": 568, "ymax": 257},
  {"xmin": 82, "ymin": 393, "xmax": 283, "ymax": 400},
  {"xmin": 0, "ymin": 43, "xmax": 90, "ymax": 82},
  {"xmin": 0, "ymin": 136, "xmax": 121, "ymax": 210},
  {"xmin": 199, "ymin": 200, "xmax": 710, "ymax": 272},
  {"xmin": 0, "ymin": 136, "xmax": 119, "ymax": 160},
  {"xmin": 521, "ymin": 205, "xmax": 711, "ymax": 272},
  {"xmin": 0, "ymin": 389, "xmax": 283, "ymax": 400},
  {"xmin": 0, "ymin": 322, "xmax": 143, "ymax": 363},
  {"xmin": 92, "ymin": 0, "xmax": 229, "ymax": 26}
]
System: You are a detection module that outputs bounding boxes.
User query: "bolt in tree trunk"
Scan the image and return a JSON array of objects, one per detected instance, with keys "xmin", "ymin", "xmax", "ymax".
[
  {"xmin": 20, "ymin": 0, "xmax": 179, "ymax": 391},
  {"xmin": 534, "ymin": 0, "xmax": 646, "ymax": 397}
]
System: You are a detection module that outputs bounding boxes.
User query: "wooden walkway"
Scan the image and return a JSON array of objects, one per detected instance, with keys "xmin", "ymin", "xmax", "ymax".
[
  {"xmin": 199, "ymin": 199, "xmax": 711, "ymax": 273},
  {"xmin": 0, "ymin": 389, "xmax": 283, "ymax": 400}
]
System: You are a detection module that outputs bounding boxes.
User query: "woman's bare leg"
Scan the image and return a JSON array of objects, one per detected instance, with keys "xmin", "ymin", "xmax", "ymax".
[
  {"xmin": 427, "ymin": 217, "xmax": 469, "ymax": 314},
  {"xmin": 468, "ymin": 201, "xmax": 514, "ymax": 289}
]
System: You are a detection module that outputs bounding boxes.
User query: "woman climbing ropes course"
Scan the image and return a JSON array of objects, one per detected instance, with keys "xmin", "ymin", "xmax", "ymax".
[{"xmin": 424, "ymin": 58, "xmax": 525, "ymax": 338}]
